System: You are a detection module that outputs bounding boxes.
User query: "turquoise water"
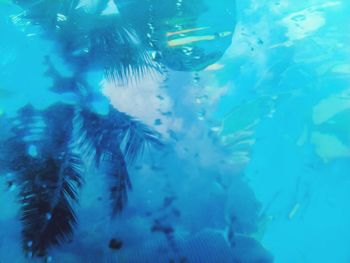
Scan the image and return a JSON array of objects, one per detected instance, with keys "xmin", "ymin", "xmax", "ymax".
[{"xmin": 1, "ymin": 1, "xmax": 350, "ymax": 262}]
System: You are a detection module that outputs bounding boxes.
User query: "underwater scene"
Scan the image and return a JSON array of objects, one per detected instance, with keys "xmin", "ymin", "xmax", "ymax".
[{"xmin": 0, "ymin": 0, "xmax": 349, "ymax": 262}]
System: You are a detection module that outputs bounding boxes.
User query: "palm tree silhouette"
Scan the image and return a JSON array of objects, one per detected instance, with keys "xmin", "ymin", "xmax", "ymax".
[
  {"xmin": 3, "ymin": 0, "xmax": 162, "ymax": 257},
  {"xmin": 1, "ymin": 0, "xmax": 236, "ymax": 258}
]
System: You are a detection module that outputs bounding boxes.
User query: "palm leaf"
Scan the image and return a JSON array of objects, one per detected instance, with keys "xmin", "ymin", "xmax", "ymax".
[
  {"xmin": 1, "ymin": 104, "xmax": 83, "ymax": 256},
  {"xmin": 76, "ymin": 107, "xmax": 162, "ymax": 165},
  {"xmin": 13, "ymin": 0, "xmax": 159, "ymax": 84},
  {"xmin": 112, "ymin": 110, "xmax": 164, "ymax": 164},
  {"xmin": 100, "ymin": 140, "xmax": 131, "ymax": 215},
  {"xmin": 92, "ymin": 22, "xmax": 159, "ymax": 84},
  {"xmin": 75, "ymin": 107, "xmax": 162, "ymax": 214},
  {"xmin": 58, "ymin": 15, "xmax": 159, "ymax": 84},
  {"xmin": 20, "ymin": 151, "xmax": 83, "ymax": 257}
]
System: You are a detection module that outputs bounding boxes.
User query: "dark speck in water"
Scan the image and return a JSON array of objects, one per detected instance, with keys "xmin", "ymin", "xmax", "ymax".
[
  {"xmin": 154, "ymin": 118, "xmax": 162, "ymax": 126},
  {"xmin": 151, "ymin": 221, "xmax": 174, "ymax": 234},
  {"xmin": 109, "ymin": 238, "xmax": 123, "ymax": 250}
]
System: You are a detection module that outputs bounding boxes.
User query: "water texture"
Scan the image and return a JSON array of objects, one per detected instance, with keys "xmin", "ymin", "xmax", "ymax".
[{"xmin": 0, "ymin": 1, "xmax": 349, "ymax": 262}]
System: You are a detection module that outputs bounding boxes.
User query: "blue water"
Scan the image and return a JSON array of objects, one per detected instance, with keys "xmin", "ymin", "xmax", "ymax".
[{"xmin": 1, "ymin": 1, "xmax": 350, "ymax": 262}]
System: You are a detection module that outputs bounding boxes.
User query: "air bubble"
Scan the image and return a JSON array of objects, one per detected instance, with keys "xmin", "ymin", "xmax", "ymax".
[{"xmin": 46, "ymin": 213, "xmax": 52, "ymax": 220}]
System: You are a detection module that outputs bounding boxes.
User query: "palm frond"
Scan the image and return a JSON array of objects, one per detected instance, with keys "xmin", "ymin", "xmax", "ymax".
[
  {"xmin": 60, "ymin": 15, "xmax": 159, "ymax": 83},
  {"xmin": 20, "ymin": 151, "xmax": 83, "ymax": 257},
  {"xmin": 75, "ymin": 107, "xmax": 162, "ymax": 214},
  {"xmin": 0, "ymin": 104, "xmax": 83, "ymax": 256},
  {"xmin": 74, "ymin": 108, "xmax": 131, "ymax": 214},
  {"xmin": 100, "ymin": 141, "xmax": 131, "ymax": 215},
  {"xmin": 76, "ymin": 107, "xmax": 162, "ymax": 165},
  {"xmin": 92, "ymin": 23, "xmax": 159, "ymax": 84},
  {"xmin": 13, "ymin": 0, "xmax": 159, "ymax": 84},
  {"xmin": 74, "ymin": 108, "xmax": 111, "ymax": 165},
  {"xmin": 111, "ymin": 110, "xmax": 164, "ymax": 164}
]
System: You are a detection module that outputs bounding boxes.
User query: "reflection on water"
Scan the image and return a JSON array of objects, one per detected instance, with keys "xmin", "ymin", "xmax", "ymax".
[{"xmin": 0, "ymin": 0, "xmax": 349, "ymax": 262}]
